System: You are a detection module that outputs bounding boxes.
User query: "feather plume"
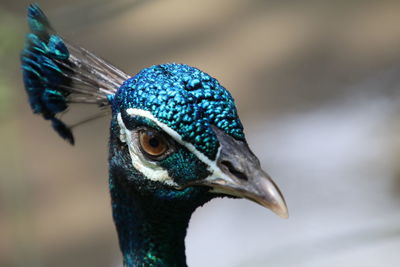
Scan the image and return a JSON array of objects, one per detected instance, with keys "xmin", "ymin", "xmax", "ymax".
[{"xmin": 21, "ymin": 4, "xmax": 130, "ymax": 144}]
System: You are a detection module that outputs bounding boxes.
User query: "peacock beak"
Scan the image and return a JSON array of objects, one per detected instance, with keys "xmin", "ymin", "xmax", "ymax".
[{"xmin": 201, "ymin": 127, "xmax": 288, "ymax": 218}]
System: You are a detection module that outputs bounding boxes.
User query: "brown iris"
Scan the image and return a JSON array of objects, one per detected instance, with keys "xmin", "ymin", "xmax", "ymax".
[{"xmin": 139, "ymin": 129, "xmax": 168, "ymax": 157}]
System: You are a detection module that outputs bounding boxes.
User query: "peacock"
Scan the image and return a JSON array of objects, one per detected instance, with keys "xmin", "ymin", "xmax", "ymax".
[{"xmin": 21, "ymin": 4, "xmax": 288, "ymax": 267}]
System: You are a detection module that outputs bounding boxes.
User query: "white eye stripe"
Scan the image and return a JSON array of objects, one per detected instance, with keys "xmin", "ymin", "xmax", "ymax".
[
  {"xmin": 122, "ymin": 108, "xmax": 232, "ymax": 186},
  {"xmin": 117, "ymin": 113, "xmax": 178, "ymax": 187}
]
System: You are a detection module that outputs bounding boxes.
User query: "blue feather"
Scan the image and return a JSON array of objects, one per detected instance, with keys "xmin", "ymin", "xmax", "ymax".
[
  {"xmin": 21, "ymin": 4, "xmax": 73, "ymax": 142},
  {"xmin": 21, "ymin": 4, "xmax": 128, "ymax": 144},
  {"xmin": 51, "ymin": 117, "xmax": 74, "ymax": 145}
]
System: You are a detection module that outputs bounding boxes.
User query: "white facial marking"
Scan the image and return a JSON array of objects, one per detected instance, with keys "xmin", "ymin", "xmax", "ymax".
[
  {"xmin": 123, "ymin": 108, "xmax": 235, "ymax": 187},
  {"xmin": 117, "ymin": 113, "xmax": 178, "ymax": 187}
]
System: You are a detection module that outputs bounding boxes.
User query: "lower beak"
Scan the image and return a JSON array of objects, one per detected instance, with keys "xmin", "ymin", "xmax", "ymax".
[
  {"xmin": 204, "ymin": 168, "xmax": 288, "ymax": 218},
  {"xmin": 197, "ymin": 127, "xmax": 288, "ymax": 218}
]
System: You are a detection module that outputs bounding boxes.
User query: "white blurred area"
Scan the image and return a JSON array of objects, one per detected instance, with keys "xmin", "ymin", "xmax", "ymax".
[
  {"xmin": 1, "ymin": 0, "xmax": 400, "ymax": 266},
  {"xmin": 188, "ymin": 85, "xmax": 400, "ymax": 267}
]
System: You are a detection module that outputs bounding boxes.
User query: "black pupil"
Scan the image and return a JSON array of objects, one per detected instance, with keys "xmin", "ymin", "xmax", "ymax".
[{"xmin": 149, "ymin": 137, "xmax": 160, "ymax": 148}]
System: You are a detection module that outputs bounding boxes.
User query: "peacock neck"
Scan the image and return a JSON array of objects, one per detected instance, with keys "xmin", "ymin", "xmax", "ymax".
[
  {"xmin": 107, "ymin": 118, "xmax": 213, "ymax": 266},
  {"xmin": 109, "ymin": 173, "xmax": 197, "ymax": 267}
]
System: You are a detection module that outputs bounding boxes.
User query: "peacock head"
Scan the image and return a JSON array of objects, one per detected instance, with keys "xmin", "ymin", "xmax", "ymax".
[
  {"xmin": 109, "ymin": 63, "xmax": 288, "ymax": 217},
  {"xmin": 21, "ymin": 3, "xmax": 287, "ymax": 217}
]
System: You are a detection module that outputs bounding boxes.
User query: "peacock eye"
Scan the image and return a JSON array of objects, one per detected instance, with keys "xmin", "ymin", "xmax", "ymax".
[{"xmin": 138, "ymin": 129, "xmax": 168, "ymax": 158}]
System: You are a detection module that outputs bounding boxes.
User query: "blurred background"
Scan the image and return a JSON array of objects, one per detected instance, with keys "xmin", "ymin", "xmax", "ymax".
[{"xmin": 1, "ymin": 0, "xmax": 400, "ymax": 266}]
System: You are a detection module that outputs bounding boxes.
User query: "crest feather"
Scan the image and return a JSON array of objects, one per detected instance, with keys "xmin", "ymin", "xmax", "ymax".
[{"xmin": 21, "ymin": 4, "xmax": 130, "ymax": 144}]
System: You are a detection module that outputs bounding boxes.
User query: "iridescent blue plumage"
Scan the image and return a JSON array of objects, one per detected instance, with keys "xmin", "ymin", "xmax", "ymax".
[
  {"xmin": 21, "ymin": 4, "xmax": 127, "ymax": 145},
  {"xmin": 21, "ymin": 4, "xmax": 288, "ymax": 267},
  {"xmin": 114, "ymin": 64, "xmax": 245, "ymax": 159},
  {"xmin": 22, "ymin": 4, "xmax": 245, "ymax": 152},
  {"xmin": 21, "ymin": 4, "xmax": 74, "ymax": 143}
]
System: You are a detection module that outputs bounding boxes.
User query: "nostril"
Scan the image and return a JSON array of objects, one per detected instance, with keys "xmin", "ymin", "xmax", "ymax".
[{"xmin": 220, "ymin": 160, "xmax": 248, "ymax": 181}]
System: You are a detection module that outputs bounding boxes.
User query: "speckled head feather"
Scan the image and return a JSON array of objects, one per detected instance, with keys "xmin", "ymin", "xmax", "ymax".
[{"xmin": 113, "ymin": 64, "xmax": 245, "ymax": 159}]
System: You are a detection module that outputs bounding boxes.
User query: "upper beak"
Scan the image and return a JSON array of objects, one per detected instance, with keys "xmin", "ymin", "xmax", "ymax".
[{"xmin": 195, "ymin": 127, "xmax": 288, "ymax": 219}]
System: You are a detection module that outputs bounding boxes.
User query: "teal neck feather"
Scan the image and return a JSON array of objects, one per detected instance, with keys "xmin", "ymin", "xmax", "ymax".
[
  {"xmin": 109, "ymin": 175, "xmax": 190, "ymax": 267},
  {"xmin": 109, "ymin": 119, "xmax": 212, "ymax": 267}
]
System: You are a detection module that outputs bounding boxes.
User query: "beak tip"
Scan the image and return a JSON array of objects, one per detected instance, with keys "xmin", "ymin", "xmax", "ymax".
[
  {"xmin": 276, "ymin": 208, "xmax": 289, "ymax": 219},
  {"xmin": 270, "ymin": 200, "xmax": 289, "ymax": 219},
  {"xmin": 258, "ymin": 176, "xmax": 289, "ymax": 219}
]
